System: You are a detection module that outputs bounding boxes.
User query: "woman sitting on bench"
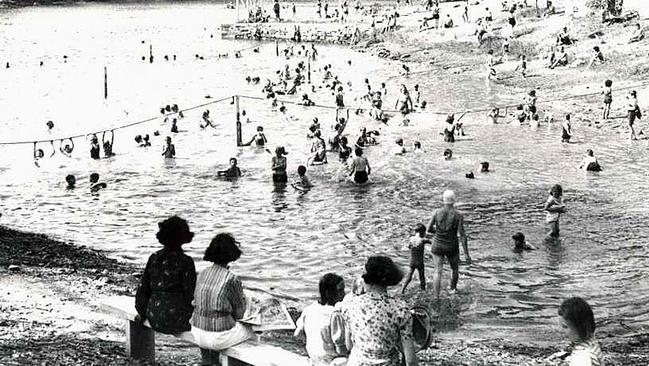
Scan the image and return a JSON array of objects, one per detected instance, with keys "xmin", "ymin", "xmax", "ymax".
[
  {"xmin": 135, "ymin": 216, "xmax": 196, "ymax": 335},
  {"xmin": 191, "ymin": 233, "xmax": 253, "ymax": 366}
]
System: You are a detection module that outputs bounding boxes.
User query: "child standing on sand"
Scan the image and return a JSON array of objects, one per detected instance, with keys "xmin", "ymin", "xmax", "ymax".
[
  {"xmin": 544, "ymin": 184, "xmax": 566, "ymax": 238},
  {"xmin": 602, "ymin": 80, "xmax": 613, "ymax": 120},
  {"xmin": 402, "ymin": 224, "xmax": 431, "ymax": 293}
]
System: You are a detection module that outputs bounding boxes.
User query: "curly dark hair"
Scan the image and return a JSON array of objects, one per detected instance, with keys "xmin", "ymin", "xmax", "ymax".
[
  {"xmin": 203, "ymin": 233, "xmax": 242, "ymax": 265},
  {"xmin": 156, "ymin": 216, "xmax": 193, "ymax": 249},
  {"xmin": 362, "ymin": 256, "xmax": 403, "ymax": 287}
]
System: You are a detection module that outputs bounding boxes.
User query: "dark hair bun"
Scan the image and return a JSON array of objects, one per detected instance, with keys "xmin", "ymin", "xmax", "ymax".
[{"xmin": 362, "ymin": 256, "xmax": 403, "ymax": 287}]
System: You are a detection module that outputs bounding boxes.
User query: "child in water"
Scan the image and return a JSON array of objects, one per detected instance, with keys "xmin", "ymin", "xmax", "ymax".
[
  {"xmin": 401, "ymin": 224, "xmax": 431, "ymax": 293},
  {"xmin": 348, "ymin": 147, "xmax": 370, "ymax": 184},
  {"xmin": 243, "ymin": 126, "xmax": 268, "ymax": 146},
  {"xmin": 217, "ymin": 158, "xmax": 242, "ymax": 178},
  {"xmin": 544, "ymin": 184, "xmax": 565, "ymax": 238},
  {"xmin": 292, "ymin": 165, "xmax": 313, "ymax": 190},
  {"xmin": 487, "ymin": 108, "xmax": 500, "ymax": 124},
  {"xmin": 89, "ymin": 134, "xmax": 100, "ymax": 160},
  {"xmin": 89, "ymin": 173, "xmax": 107, "ymax": 192},
  {"xmin": 272, "ymin": 146, "xmax": 289, "ymax": 183},
  {"xmin": 162, "ymin": 136, "xmax": 176, "ymax": 158},
  {"xmin": 578, "ymin": 149, "xmax": 602, "ymax": 172},
  {"xmin": 59, "ymin": 138, "xmax": 74, "ymax": 157},
  {"xmin": 65, "ymin": 174, "xmax": 76, "ymax": 190},
  {"xmin": 602, "ymin": 79, "xmax": 613, "ymax": 120},
  {"xmin": 33, "ymin": 141, "xmax": 55, "ymax": 166},
  {"xmin": 102, "ymin": 130, "xmax": 115, "ymax": 157},
  {"xmin": 511, "ymin": 232, "xmax": 537, "ymax": 253}
]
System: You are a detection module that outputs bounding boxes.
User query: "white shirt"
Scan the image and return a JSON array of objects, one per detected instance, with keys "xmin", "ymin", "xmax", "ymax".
[{"xmin": 295, "ymin": 302, "xmax": 346, "ymax": 365}]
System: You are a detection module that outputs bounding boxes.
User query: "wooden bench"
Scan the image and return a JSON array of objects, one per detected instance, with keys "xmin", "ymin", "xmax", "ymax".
[{"xmin": 101, "ymin": 296, "xmax": 309, "ymax": 366}]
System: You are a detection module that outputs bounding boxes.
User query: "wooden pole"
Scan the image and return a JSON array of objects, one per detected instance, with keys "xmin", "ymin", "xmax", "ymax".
[
  {"xmin": 149, "ymin": 44, "xmax": 153, "ymax": 64},
  {"xmin": 275, "ymin": 40, "xmax": 279, "ymax": 57},
  {"xmin": 235, "ymin": 95, "xmax": 242, "ymax": 146},
  {"xmin": 307, "ymin": 59, "xmax": 311, "ymax": 84},
  {"xmin": 104, "ymin": 66, "xmax": 108, "ymax": 99}
]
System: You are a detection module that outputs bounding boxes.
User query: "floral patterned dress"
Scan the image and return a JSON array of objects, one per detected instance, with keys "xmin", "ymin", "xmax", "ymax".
[
  {"xmin": 341, "ymin": 288, "xmax": 413, "ymax": 366},
  {"xmin": 135, "ymin": 247, "xmax": 196, "ymax": 334}
]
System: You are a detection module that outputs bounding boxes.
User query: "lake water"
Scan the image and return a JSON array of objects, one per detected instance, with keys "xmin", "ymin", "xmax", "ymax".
[{"xmin": 1, "ymin": 1, "xmax": 648, "ymax": 344}]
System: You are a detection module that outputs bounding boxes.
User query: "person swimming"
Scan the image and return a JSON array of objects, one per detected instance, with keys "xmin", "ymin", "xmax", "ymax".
[
  {"xmin": 162, "ymin": 136, "xmax": 176, "ymax": 158},
  {"xmin": 89, "ymin": 173, "xmax": 107, "ymax": 192},
  {"xmin": 292, "ymin": 165, "xmax": 313, "ymax": 190},
  {"xmin": 65, "ymin": 174, "xmax": 76, "ymax": 190},
  {"xmin": 59, "ymin": 138, "xmax": 74, "ymax": 157},
  {"xmin": 512, "ymin": 232, "xmax": 537, "ymax": 253},
  {"xmin": 102, "ymin": 130, "xmax": 115, "ymax": 157},
  {"xmin": 480, "ymin": 162, "xmax": 490, "ymax": 172},
  {"xmin": 217, "ymin": 157, "xmax": 242, "ymax": 178},
  {"xmin": 201, "ymin": 110, "xmax": 215, "ymax": 129},
  {"xmin": 349, "ymin": 147, "xmax": 371, "ymax": 184},
  {"xmin": 171, "ymin": 119, "xmax": 179, "ymax": 133},
  {"xmin": 443, "ymin": 148, "xmax": 453, "ymax": 160},
  {"xmin": 243, "ymin": 126, "xmax": 268, "ymax": 146},
  {"xmin": 33, "ymin": 141, "xmax": 55, "ymax": 167}
]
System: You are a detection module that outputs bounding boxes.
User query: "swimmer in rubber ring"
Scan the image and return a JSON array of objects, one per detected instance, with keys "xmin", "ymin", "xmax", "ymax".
[{"xmin": 349, "ymin": 147, "xmax": 371, "ymax": 184}]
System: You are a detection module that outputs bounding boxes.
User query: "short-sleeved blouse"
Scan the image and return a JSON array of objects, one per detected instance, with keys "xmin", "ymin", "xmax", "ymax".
[{"xmin": 341, "ymin": 289, "xmax": 413, "ymax": 366}]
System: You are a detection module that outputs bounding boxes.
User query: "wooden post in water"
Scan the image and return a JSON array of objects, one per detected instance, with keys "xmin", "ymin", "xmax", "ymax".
[
  {"xmin": 307, "ymin": 59, "xmax": 311, "ymax": 84},
  {"xmin": 104, "ymin": 66, "xmax": 108, "ymax": 99},
  {"xmin": 275, "ymin": 40, "xmax": 279, "ymax": 57},
  {"xmin": 235, "ymin": 95, "xmax": 242, "ymax": 146},
  {"xmin": 149, "ymin": 44, "xmax": 153, "ymax": 64}
]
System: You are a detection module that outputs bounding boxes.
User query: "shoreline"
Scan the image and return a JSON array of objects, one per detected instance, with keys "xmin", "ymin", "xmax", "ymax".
[
  {"xmin": 2, "ymin": 225, "xmax": 649, "ymax": 365},
  {"xmin": 3, "ymin": 0, "xmax": 649, "ymax": 364}
]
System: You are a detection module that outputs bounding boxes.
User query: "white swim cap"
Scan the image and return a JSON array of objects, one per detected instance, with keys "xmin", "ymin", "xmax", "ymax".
[{"xmin": 442, "ymin": 190, "xmax": 456, "ymax": 204}]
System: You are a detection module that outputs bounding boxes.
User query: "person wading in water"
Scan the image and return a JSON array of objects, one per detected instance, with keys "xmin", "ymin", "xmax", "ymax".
[{"xmin": 426, "ymin": 190, "xmax": 471, "ymax": 301}]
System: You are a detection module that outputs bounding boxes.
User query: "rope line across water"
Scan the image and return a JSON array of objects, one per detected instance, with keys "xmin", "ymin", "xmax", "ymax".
[
  {"xmin": 2, "ymin": 80, "xmax": 648, "ymax": 146},
  {"xmin": 0, "ymin": 95, "xmax": 234, "ymax": 145}
]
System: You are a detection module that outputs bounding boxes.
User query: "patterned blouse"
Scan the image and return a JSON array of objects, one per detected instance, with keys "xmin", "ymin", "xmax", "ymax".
[
  {"xmin": 567, "ymin": 339, "xmax": 604, "ymax": 366},
  {"xmin": 135, "ymin": 248, "xmax": 197, "ymax": 334},
  {"xmin": 341, "ymin": 288, "xmax": 413, "ymax": 366},
  {"xmin": 191, "ymin": 264, "xmax": 247, "ymax": 332}
]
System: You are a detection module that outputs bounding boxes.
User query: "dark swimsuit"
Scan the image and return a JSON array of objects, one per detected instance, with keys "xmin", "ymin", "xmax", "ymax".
[
  {"xmin": 354, "ymin": 171, "xmax": 368, "ymax": 184},
  {"xmin": 443, "ymin": 125, "xmax": 455, "ymax": 143},
  {"xmin": 90, "ymin": 144, "xmax": 100, "ymax": 160}
]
